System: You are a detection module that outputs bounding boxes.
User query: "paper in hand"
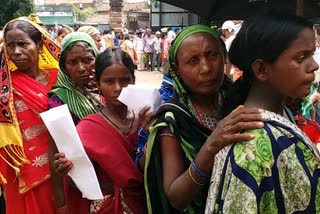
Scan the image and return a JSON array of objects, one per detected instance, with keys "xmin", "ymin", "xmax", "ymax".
[
  {"xmin": 40, "ymin": 105, "xmax": 103, "ymax": 200},
  {"xmin": 117, "ymin": 84, "xmax": 162, "ymax": 115}
]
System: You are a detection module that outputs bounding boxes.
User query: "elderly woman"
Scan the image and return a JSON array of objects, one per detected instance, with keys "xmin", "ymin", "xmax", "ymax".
[
  {"xmin": 48, "ymin": 32, "xmax": 104, "ymax": 214},
  {"xmin": 78, "ymin": 26, "xmax": 103, "ymax": 52},
  {"xmin": 144, "ymin": 25, "xmax": 264, "ymax": 213},
  {"xmin": 0, "ymin": 17, "xmax": 60, "ymax": 214}
]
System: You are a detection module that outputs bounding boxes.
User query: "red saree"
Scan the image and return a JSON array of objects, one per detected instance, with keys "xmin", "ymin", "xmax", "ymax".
[
  {"xmin": 65, "ymin": 113, "xmax": 146, "ymax": 214},
  {"xmin": 0, "ymin": 69, "xmax": 58, "ymax": 214}
]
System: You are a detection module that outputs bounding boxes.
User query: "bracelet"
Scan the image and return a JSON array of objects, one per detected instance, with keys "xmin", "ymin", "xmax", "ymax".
[
  {"xmin": 191, "ymin": 159, "xmax": 210, "ymax": 180},
  {"xmin": 56, "ymin": 205, "xmax": 69, "ymax": 214},
  {"xmin": 188, "ymin": 166, "xmax": 205, "ymax": 186}
]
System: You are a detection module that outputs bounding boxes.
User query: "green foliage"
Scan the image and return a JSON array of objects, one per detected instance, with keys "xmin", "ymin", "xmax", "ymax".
[
  {"xmin": 0, "ymin": 0, "xmax": 34, "ymax": 27},
  {"xmin": 71, "ymin": 4, "xmax": 96, "ymax": 22}
]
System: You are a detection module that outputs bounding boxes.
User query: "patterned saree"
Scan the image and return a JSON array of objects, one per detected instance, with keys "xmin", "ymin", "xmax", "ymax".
[{"xmin": 205, "ymin": 109, "xmax": 320, "ymax": 214}]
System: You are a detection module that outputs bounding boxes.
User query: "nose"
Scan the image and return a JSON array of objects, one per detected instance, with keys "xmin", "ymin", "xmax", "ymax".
[
  {"xmin": 77, "ymin": 62, "xmax": 87, "ymax": 73},
  {"xmin": 13, "ymin": 46, "xmax": 22, "ymax": 56},
  {"xmin": 199, "ymin": 57, "xmax": 210, "ymax": 75},
  {"xmin": 114, "ymin": 79, "xmax": 122, "ymax": 92},
  {"xmin": 311, "ymin": 56, "xmax": 319, "ymax": 73}
]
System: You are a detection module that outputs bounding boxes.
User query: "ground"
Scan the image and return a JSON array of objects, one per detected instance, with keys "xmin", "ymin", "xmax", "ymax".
[{"xmin": 135, "ymin": 70, "xmax": 164, "ymax": 88}]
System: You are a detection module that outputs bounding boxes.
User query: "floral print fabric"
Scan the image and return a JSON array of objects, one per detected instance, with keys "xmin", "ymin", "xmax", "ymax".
[{"xmin": 205, "ymin": 109, "xmax": 320, "ymax": 214}]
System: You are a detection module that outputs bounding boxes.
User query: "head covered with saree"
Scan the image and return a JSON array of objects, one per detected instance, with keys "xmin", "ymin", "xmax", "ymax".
[
  {"xmin": 49, "ymin": 32, "xmax": 103, "ymax": 120},
  {"xmin": 0, "ymin": 17, "xmax": 60, "ymax": 183},
  {"xmin": 144, "ymin": 24, "xmax": 230, "ymax": 214}
]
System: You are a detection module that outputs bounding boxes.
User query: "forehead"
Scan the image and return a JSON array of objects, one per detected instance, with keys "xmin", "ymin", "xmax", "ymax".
[
  {"xmin": 5, "ymin": 29, "xmax": 32, "ymax": 42},
  {"xmin": 102, "ymin": 64, "xmax": 131, "ymax": 78},
  {"xmin": 177, "ymin": 32, "xmax": 220, "ymax": 56},
  {"xmin": 283, "ymin": 27, "xmax": 315, "ymax": 54},
  {"xmin": 66, "ymin": 44, "xmax": 93, "ymax": 58}
]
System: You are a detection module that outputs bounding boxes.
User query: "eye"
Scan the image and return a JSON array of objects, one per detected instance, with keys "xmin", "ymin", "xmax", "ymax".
[
  {"xmin": 84, "ymin": 57, "xmax": 93, "ymax": 63},
  {"xmin": 68, "ymin": 60, "xmax": 76, "ymax": 65},
  {"xmin": 188, "ymin": 56, "xmax": 199, "ymax": 64},
  {"xmin": 296, "ymin": 55, "xmax": 305, "ymax": 64}
]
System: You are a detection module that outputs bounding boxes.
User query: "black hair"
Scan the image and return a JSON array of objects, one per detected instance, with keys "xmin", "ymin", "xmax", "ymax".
[
  {"xmin": 95, "ymin": 47, "xmax": 135, "ymax": 83},
  {"xmin": 4, "ymin": 20, "xmax": 42, "ymax": 44},
  {"xmin": 58, "ymin": 27, "xmax": 69, "ymax": 36},
  {"xmin": 124, "ymin": 34, "xmax": 130, "ymax": 40},
  {"xmin": 222, "ymin": 10, "xmax": 313, "ymax": 117},
  {"xmin": 315, "ymin": 24, "xmax": 320, "ymax": 35},
  {"xmin": 60, "ymin": 41, "xmax": 95, "ymax": 72}
]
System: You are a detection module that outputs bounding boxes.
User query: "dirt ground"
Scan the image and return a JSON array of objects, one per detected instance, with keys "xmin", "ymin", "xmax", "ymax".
[{"xmin": 135, "ymin": 70, "xmax": 164, "ymax": 88}]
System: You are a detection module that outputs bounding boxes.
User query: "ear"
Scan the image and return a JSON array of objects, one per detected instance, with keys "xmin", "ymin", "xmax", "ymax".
[
  {"xmin": 36, "ymin": 41, "xmax": 43, "ymax": 54},
  {"xmin": 251, "ymin": 59, "xmax": 270, "ymax": 83},
  {"xmin": 172, "ymin": 62, "xmax": 180, "ymax": 78}
]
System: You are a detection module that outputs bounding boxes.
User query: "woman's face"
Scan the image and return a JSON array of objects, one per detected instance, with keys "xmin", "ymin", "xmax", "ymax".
[
  {"xmin": 64, "ymin": 44, "xmax": 95, "ymax": 86},
  {"xmin": 6, "ymin": 29, "xmax": 41, "ymax": 72},
  {"xmin": 98, "ymin": 64, "xmax": 133, "ymax": 107},
  {"xmin": 92, "ymin": 33, "xmax": 102, "ymax": 50},
  {"xmin": 174, "ymin": 32, "xmax": 224, "ymax": 96},
  {"xmin": 57, "ymin": 32, "xmax": 68, "ymax": 44},
  {"xmin": 265, "ymin": 27, "xmax": 319, "ymax": 98}
]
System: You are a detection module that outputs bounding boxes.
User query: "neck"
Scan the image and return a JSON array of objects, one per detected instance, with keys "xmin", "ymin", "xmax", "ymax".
[
  {"xmin": 105, "ymin": 103, "xmax": 128, "ymax": 119},
  {"xmin": 244, "ymin": 82, "xmax": 285, "ymax": 115},
  {"xmin": 190, "ymin": 92, "xmax": 219, "ymax": 115},
  {"xmin": 21, "ymin": 64, "xmax": 40, "ymax": 79}
]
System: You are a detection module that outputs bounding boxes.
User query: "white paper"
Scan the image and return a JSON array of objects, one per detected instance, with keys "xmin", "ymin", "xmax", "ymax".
[
  {"xmin": 40, "ymin": 105, "xmax": 103, "ymax": 200},
  {"xmin": 117, "ymin": 84, "xmax": 162, "ymax": 115}
]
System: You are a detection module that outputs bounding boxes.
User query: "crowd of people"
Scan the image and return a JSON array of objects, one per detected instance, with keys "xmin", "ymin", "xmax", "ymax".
[{"xmin": 0, "ymin": 9, "xmax": 320, "ymax": 214}]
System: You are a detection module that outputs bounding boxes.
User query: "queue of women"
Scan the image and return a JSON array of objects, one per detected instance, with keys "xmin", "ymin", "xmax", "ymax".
[{"xmin": 1, "ymin": 8, "xmax": 320, "ymax": 214}]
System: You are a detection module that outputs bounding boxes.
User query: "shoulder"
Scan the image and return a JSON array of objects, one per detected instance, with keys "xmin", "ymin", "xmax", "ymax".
[{"xmin": 47, "ymin": 94, "xmax": 64, "ymax": 110}]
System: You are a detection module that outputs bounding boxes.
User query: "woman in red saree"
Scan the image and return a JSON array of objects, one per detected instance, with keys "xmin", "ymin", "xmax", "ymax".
[
  {"xmin": 0, "ymin": 18, "xmax": 60, "ymax": 214},
  {"xmin": 53, "ymin": 48, "xmax": 152, "ymax": 214}
]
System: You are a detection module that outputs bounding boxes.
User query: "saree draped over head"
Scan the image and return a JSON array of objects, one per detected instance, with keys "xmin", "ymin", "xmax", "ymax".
[
  {"xmin": 205, "ymin": 109, "xmax": 320, "ymax": 214},
  {"xmin": 72, "ymin": 114, "xmax": 146, "ymax": 214},
  {"xmin": 48, "ymin": 32, "xmax": 103, "ymax": 120},
  {"xmin": 0, "ymin": 17, "xmax": 60, "ymax": 187},
  {"xmin": 144, "ymin": 25, "xmax": 230, "ymax": 214}
]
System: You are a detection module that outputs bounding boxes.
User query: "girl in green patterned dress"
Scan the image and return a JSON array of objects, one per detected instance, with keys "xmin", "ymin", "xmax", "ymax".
[{"xmin": 205, "ymin": 10, "xmax": 320, "ymax": 214}]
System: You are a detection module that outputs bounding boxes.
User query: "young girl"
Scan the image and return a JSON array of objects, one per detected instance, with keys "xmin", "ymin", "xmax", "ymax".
[
  {"xmin": 205, "ymin": 10, "xmax": 320, "ymax": 213},
  {"xmin": 53, "ymin": 48, "xmax": 150, "ymax": 214}
]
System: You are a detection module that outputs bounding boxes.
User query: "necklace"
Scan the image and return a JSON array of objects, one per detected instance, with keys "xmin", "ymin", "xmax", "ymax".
[{"xmin": 100, "ymin": 109, "xmax": 135, "ymax": 136}]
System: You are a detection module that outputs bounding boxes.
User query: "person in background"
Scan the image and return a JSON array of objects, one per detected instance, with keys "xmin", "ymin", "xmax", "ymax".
[
  {"xmin": 0, "ymin": 17, "xmax": 60, "ymax": 214},
  {"xmin": 162, "ymin": 28, "xmax": 171, "ymax": 75},
  {"xmin": 144, "ymin": 29, "xmax": 154, "ymax": 71},
  {"xmin": 167, "ymin": 27, "xmax": 176, "ymax": 41},
  {"xmin": 56, "ymin": 26, "xmax": 73, "ymax": 45},
  {"xmin": 114, "ymin": 32, "xmax": 120, "ymax": 47},
  {"xmin": 152, "ymin": 31, "xmax": 162, "ymax": 71},
  {"xmin": 103, "ymin": 30, "xmax": 114, "ymax": 49},
  {"xmin": 122, "ymin": 34, "xmax": 137, "ymax": 66},
  {"xmin": 78, "ymin": 26, "xmax": 103, "ymax": 52},
  {"xmin": 134, "ymin": 30, "xmax": 145, "ymax": 71}
]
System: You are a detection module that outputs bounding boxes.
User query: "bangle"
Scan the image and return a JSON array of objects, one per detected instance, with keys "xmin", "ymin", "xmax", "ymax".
[
  {"xmin": 56, "ymin": 205, "xmax": 69, "ymax": 214},
  {"xmin": 191, "ymin": 159, "xmax": 210, "ymax": 180},
  {"xmin": 188, "ymin": 166, "xmax": 205, "ymax": 186}
]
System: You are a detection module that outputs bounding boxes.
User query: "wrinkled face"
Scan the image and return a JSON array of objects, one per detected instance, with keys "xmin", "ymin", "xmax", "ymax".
[
  {"xmin": 98, "ymin": 64, "xmax": 134, "ymax": 107},
  {"xmin": 92, "ymin": 33, "xmax": 102, "ymax": 50},
  {"xmin": 266, "ymin": 27, "xmax": 319, "ymax": 98},
  {"xmin": 174, "ymin": 32, "xmax": 224, "ymax": 96},
  {"xmin": 6, "ymin": 29, "xmax": 41, "ymax": 72},
  {"xmin": 64, "ymin": 44, "xmax": 95, "ymax": 86}
]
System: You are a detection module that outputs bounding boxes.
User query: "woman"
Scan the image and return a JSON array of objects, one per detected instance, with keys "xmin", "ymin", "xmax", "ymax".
[
  {"xmin": 122, "ymin": 34, "xmax": 137, "ymax": 66},
  {"xmin": 206, "ymin": 11, "xmax": 320, "ymax": 213},
  {"xmin": 48, "ymin": 32, "xmax": 104, "ymax": 213},
  {"xmin": 56, "ymin": 26, "xmax": 73, "ymax": 45},
  {"xmin": 78, "ymin": 26, "xmax": 103, "ymax": 52},
  {"xmin": 53, "ymin": 48, "xmax": 150, "ymax": 213},
  {"xmin": 144, "ymin": 25, "xmax": 264, "ymax": 213},
  {"xmin": 0, "ymin": 17, "xmax": 60, "ymax": 214}
]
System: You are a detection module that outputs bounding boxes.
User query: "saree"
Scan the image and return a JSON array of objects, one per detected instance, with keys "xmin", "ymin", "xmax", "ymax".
[
  {"xmin": 144, "ymin": 24, "xmax": 229, "ymax": 214},
  {"xmin": 67, "ymin": 113, "xmax": 146, "ymax": 214},
  {"xmin": 0, "ymin": 17, "xmax": 60, "ymax": 214},
  {"xmin": 205, "ymin": 109, "xmax": 320, "ymax": 214}
]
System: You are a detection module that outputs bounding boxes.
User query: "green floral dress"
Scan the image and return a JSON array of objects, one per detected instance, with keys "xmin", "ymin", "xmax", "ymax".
[{"xmin": 205, "ymin": 109, "xmax": 320, "ymax": 214}]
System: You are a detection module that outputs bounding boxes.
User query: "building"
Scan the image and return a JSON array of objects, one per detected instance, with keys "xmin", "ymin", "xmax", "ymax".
[{"xmin": 34, "ymin": 0, "xmax": 149, "ymax": 32}]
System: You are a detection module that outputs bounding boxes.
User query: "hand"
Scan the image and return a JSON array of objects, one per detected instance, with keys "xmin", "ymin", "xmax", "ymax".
[
  {"xmin": 53, "ymin": 153, "xmax": 73, "ymax": 177},
  {"xmin": 139, "ymin": 106, "xmax": 157, "ymax": 134},
  {"xmin": 204, "ymin": 105, "xmax": 264, "ymax": 154},
  {"xmin": 87, "ymin": 75, "xmax": 99, "ymax": 94},
  {"xmin": 310, "ymin": 91, "xmax": 320, "ymax": 105}
]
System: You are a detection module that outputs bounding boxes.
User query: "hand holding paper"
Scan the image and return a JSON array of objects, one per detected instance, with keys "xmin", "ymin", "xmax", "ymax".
[{"xmin": 40, "ymin": 105, "xmax": 103, "ymax": 200}]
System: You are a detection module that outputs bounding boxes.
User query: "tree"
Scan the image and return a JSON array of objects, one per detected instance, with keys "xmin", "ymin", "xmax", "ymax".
[
  {"xmin": 0, "ymin": 0, "xmax": 34, "ymax": 27},
  {"xmin": 71, "ymin": 4, "xmax": 96, "ymax": 22}
]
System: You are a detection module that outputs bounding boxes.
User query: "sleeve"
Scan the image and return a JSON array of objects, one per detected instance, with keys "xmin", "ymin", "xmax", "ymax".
[{"xmin": 47, "ymin": 94, "xmax": 64, "ymax": 110}]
